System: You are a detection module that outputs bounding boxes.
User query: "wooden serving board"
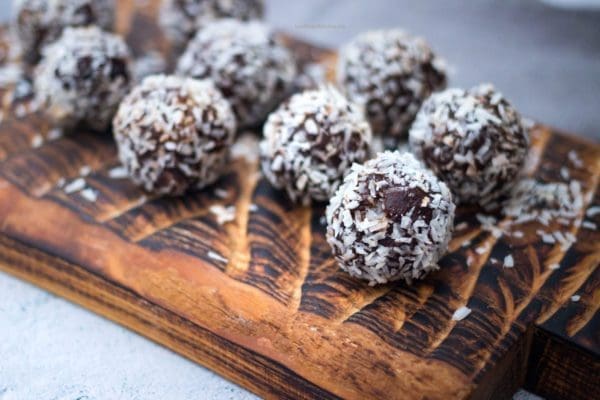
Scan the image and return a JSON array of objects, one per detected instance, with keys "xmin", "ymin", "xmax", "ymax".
[{"xmin": 1, "ymin": 2, "xmax": 599, "ymax": 399}]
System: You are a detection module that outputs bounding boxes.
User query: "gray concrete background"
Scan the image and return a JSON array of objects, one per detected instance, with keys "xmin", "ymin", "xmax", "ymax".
[{"xmin": 1, "ymin": 1, "xmax": 599, "ymax": 399}]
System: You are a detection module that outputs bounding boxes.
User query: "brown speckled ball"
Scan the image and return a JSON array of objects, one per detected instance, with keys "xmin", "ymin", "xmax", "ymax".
[
  {"xmin": 338, "ymin": 29, "xmax": 447, "ymax": 140},
  {"xmin": 409, "ymin": 84, "xmax": 529, "ymax": 208},
  {"xmin": 260, "ymin": 86, "xmax": 372, "ymax": 205},
  {"xmin": 34, "ymin": 26, "xmax": 131, "ymax": 131},
  {"xmin": 112, "ymin": 74, "xmax": 237, "ymax": 196},
  {"xmin": 176, "ymin": 19, "xmax": 296, "ymax": 127},
  {"xmin": 13, "ymin": 0, "xmax": 115, "ymax": 64},
  {"xmin": 326, "ymin": 151, "xmax": 455, "ymax": 285},
  {"xmin": 159, "ymin": 0, "xmax": 264, "ymax": 51}
]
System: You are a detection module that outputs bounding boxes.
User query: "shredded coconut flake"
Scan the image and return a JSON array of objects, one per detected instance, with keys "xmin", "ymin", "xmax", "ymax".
[
  {"xmin": 452, "ymin": 306, "xmax": 472, "ymax": 321},
  {"xmin": 209, "ymin": 204, "xmax": 236, "ymax": 225},
  {"xmin": 503, "ymin": 255, "xmax": 514, "ymax": 268},
  {"xmin": 207, "ymin": 251, "xmax": 228, "ymax": 264},
  {"xmin": 108, "ymin": 166, "xmax": 129, "ymax": 179},
  {"xmin": 207, "ymin": 250, "xmax": 229, "ymax": 264},
  {"xmin": 80, "ymin": 188, "xmax": 98, "ymax": 202},
  {"xmin": 582, "ymin": 221, "xmax": 597, "ymax": 230},
  {"xmin": 79, "ymin": 165, "xmax": 92, "ymax": 176},
  {"xmin": 214, "ymin": 188, "xmax": 229, "ymax": 199},
  {"xmin": 47, "ymin": 128, "xmax": 63, "ymax": 140},
  {"xmin": 31, "ymin": 134, "xmax": 43, "ymax": 148},
  {"xmin": 568, "ymin": 150, "xmax": 583, "ymax": 168},
  {"xmin": 586, "ymin": 206, "xmax": 600, "ymax": 218},
  {"xmin": 64, "ymin": 178, "xmax": 86, "ymax": 194},
  {"xmin": 570, "ymin": 295, "xmax": 581, "ymax": 302}
]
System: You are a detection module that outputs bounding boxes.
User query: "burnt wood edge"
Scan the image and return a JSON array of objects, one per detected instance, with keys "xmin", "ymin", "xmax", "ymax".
[
  {"xmin": 524, "ymin": 326, "xmax": 600, "ymax": 400},
  {"xmin": 0, "ymin": 233, "xmax": 339, "ymax": 400},
  {"xmin": 1, "ymin": 228, "xmax": 597, "ymax": 400},
  {"xmin": 470, "ymin": 327, "xmax": 533, "ymax": 400}
]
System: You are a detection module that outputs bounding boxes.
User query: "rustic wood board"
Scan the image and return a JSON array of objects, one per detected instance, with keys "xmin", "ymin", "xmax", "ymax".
[{"xmin": 0, "ymin": 2, "xmax": 599, "ymax": 399}]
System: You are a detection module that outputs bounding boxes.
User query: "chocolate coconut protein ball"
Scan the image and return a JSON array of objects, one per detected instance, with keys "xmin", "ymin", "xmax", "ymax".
[
  {"xmin": 260, "ymin": 86, "xmax": 372, "ymax": 205},
  {"xmin": 13, "ymin": 0, "xmax": 115, "ymax": 63},
  {"xmin": 176, "ymin": 19, "xmax": 296, "ymax": 127},
  {"xmin": 409, "ymin": 84, "xmax": 529, "ymax": 208},
  {"xmin": 113, "ymin": 75, "xmax": 236, "ymax": 196},
  {"xmin": 326, "ymin": 151, "xmax": 455, "ymax": 285},
  {"xmin": 338, "ymin": 29, "xmax": 447, "ymax": 140},
  {"xmin": 159, "ymin": 0, "xmax": 264, "ymax": 51},
  {"xmin": 34, "ymin": 26, "xmax": 131, "ymax": 131}
]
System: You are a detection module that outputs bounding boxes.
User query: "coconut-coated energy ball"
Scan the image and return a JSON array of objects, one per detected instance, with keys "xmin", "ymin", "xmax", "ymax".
[
  {"xmin": 176, "ymin": 19, "xmax": 296, "ymax": 127},
  {"xmin": 13, "ymin": 0, "xmax": 115, "ymax": 63},
  {"xmin": 326, "ymin": 151, "xmax": 455, "ymax": 285},
  {"xmin": 409, "ymin": 84, "xmax": 529, "ymax": 208},
  {"xmin": 260, "ymin": 86, "xmax": 372, "ymax": 205},
  {"xmin": 159, "ymin": 0, "xmax": 264, "ymax": 51},
  {"xmin": 34, "ymin": 26, "xmax": 131, "ymax": 131},
  {"xmin": 113, "ymin": 75, "xmax": 236, "ymax": 196},
  {"xmin": 338, "ymin": 29, "xmax": 447, "ymax": 139}
]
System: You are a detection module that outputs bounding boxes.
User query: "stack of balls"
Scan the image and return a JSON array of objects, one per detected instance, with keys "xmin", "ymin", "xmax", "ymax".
[
  {"xmin": 14, "ymin": 0, "xmax": 115, "ymax": 63},
  {"xmin": 160, "ymin": 0, "xmax": 264, "ymax": 51},
  {"xmin": 11, "ymin": 0, "xmax": 531, "ymax": 286},
  {"xmin": 176, "ymin": 18, "xmax": 296, "ymax": 128},
  {"xmin": 34, "ymin": 26, "xmax": 131, "ymax": 131}
]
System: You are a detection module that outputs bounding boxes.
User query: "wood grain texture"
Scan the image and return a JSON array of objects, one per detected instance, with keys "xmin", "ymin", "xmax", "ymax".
[{"xmin": 0, "ymin": 2, "xmax": 598, "ymax": 399}]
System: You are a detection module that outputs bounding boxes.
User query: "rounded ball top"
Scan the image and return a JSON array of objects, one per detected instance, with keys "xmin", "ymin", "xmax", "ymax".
[
  {"xmin": 14, "ymin": 0, "xmax": 115, "ymax": 63},
  {"xmin": 113, "ymin": 74, "xmax": 236, "ymax": 196},
  {"xmin": 338, "ymin": 29, "xmax": 447, "ymax": 139},
  {"xmin": 326, "ymin": 151, "xmax": 455, "ymax": 285},
  {"xmin": 34, "ymin": 25, "xmax": 131, "ymax": 130},
  {"xmin": 409, "ymin": 83, "xmax": 529, "ymax": 207},
  {"xmin": 260, "ymin": 86, "xmax": 372, "ymax": 205},
  {"xmin": 159, "ymin": 0, "xmax": 264, "ymax": 50},
  {"xmin": 176, "ymin": 18, "xmax": 296, "ymax": 127}
]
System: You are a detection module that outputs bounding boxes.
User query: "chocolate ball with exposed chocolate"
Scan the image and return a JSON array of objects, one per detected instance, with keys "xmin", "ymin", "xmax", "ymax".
[
  {"xmin": 260, "ymin": 86, "xmax": 372, "ymax": 205},
  {"xmin": 112, "ymin": 74, "xmax": 236, "ymax": 196},
  {"xmin": 409, "ymin": 84, "xmax": 529, "ymax": 208},
  {"xmin": 13, "ymin": 0, "xmax": 115, "ymax": 63},
  {"xmin": 176, "ymin": 19, "xmax": 296, "ymax": 127},
  {"xmin": 326, "ymin": 151, "xmax": 455, "ymax": 285},
  {"xmin": 338, "ymin": 29, "xmax": 447, "ymax": 139},
  {"xmin": 34, "ymin": 26, "xmax": 131, "ymax": 131},
  {"xmin": 159, "ymin": 0, "xmax": 264, "ymax": 51}
]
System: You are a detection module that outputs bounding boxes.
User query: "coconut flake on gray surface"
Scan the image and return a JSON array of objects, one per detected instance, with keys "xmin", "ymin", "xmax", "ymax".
[
  {"xmin": 159, "ymin": 0, "xmax": 264, "ymax": 50},
  {"xmin": 14, "ymin": 0, "xmax": 115, "ymax": 63},
  {"xmin": 409, "ymin": 84, "xmax": 529, "ymax": 207},
  {"xmin": 326, "ymin": 151, "xmax": 455, "ymax": 285},
  {"xmin": 338, "ymin": 28, "xmax": 447, "ymax": 139},
  {"xmin": 176, "ymin": 19, "xmax": 296, "ymax": 127},
  {"xmin": 260, "ymin": 86, "xmax": 372, "ymax": 205},
  {"xmin": 112, "ymin": 74, "xmax": 236, "ymax": 196},
  {"xmin": 34, "ymin": 26, "xmax": 132, "ymax": 131}
]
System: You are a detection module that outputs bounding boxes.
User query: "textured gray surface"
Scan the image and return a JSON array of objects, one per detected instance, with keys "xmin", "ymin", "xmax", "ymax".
[{"xmin": 1, "ymin": 1, "xmax": 599, "ymax": 399}]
